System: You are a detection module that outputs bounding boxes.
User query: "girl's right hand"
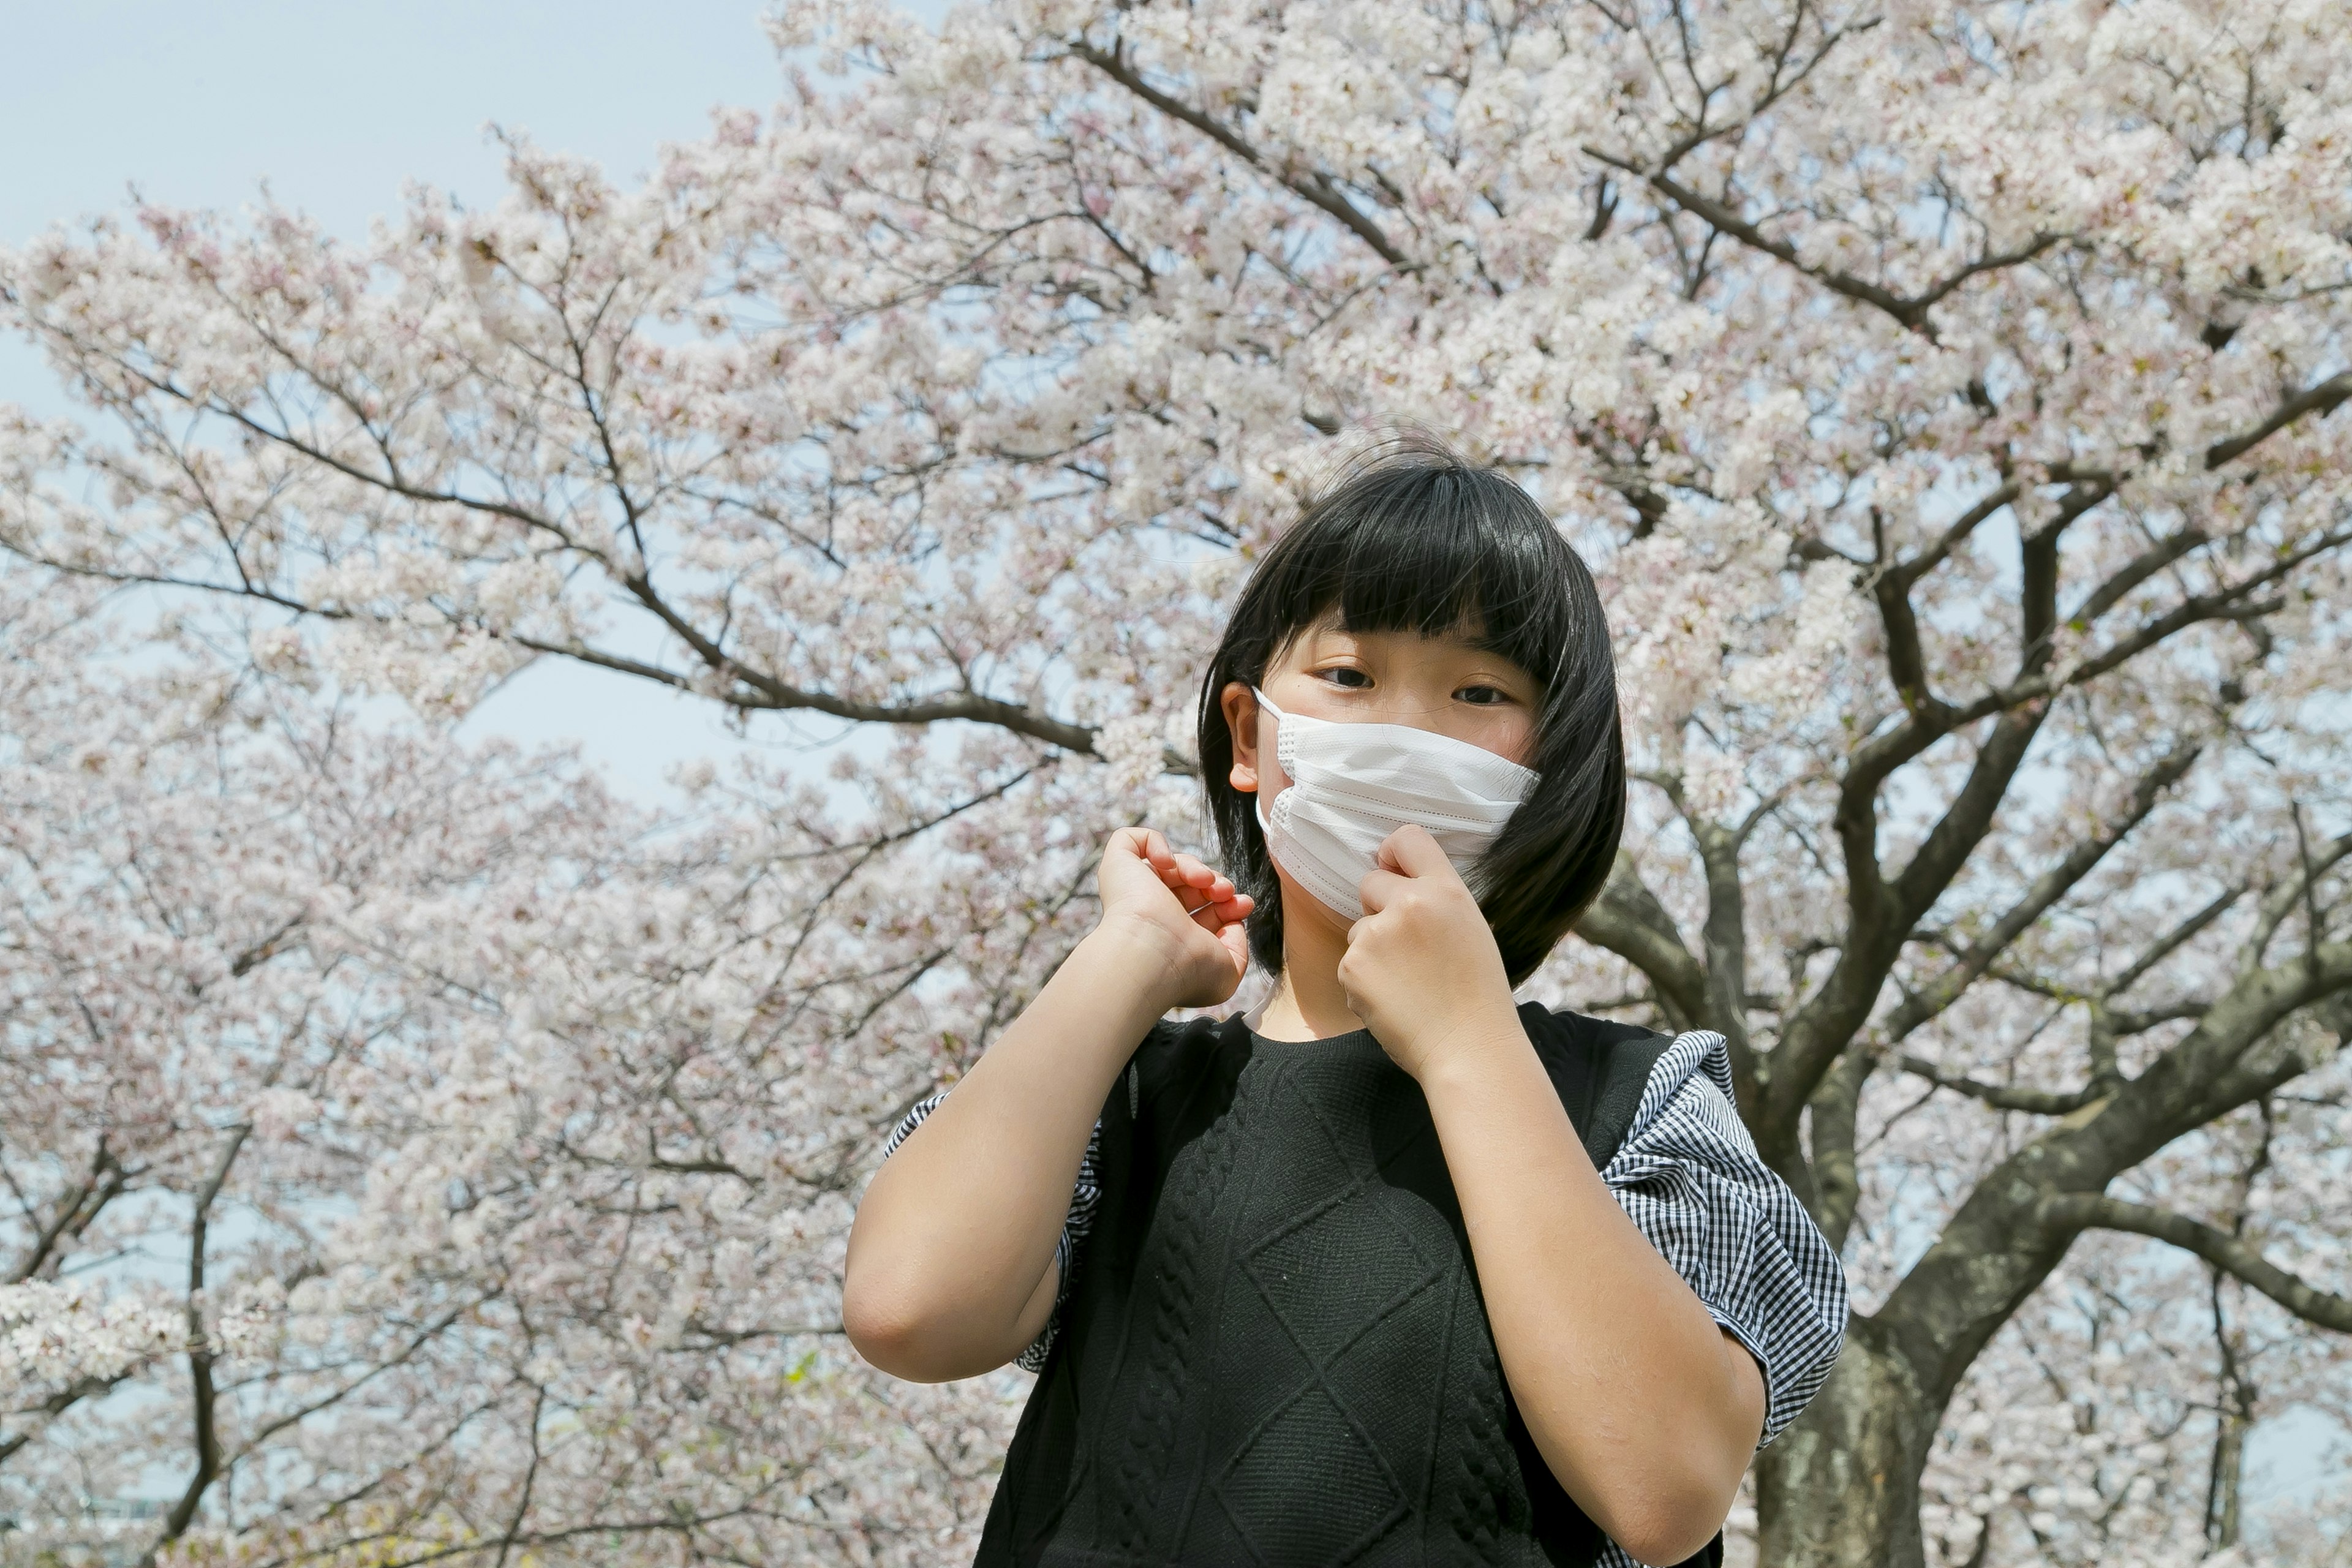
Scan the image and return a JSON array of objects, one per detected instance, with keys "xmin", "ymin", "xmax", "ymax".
[{"xmin": 1095, "ymin": 827, "xmax": 1254, "ymax": 1011}]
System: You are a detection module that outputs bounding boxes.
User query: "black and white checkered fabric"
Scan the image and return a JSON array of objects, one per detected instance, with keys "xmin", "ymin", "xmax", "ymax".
[{"xmin": 881, "ymin": 1027, "xmax": 1847, "ymax": 1567}]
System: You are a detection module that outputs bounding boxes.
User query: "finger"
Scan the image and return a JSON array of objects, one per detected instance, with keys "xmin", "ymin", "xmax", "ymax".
[
  {"xmin": 1375, "ymin": 823, "xmax": 1455, "ymax": 880},
  {"xmin": 1188, "ymin": 891, "xmax": 1253, "ymax": 930},
  {"xmin": 1168, "ymin": 853, "xmax": 1221, "ymax": 889},
  {"xmin": 1217, "ymin": 921, "xmax": 1250, "ymax": 976},
  {"xmin": 1158, "ymin": 856, "xmax": 1219, "ymax": 894},
  {"xmin": 1357, "ymin": 865, "xmax": 1411, "ymax": 916},
  {"xmin": 1180, "ymin": 883, "xmax": 1250, "ymax": 916},
  {"xmin": 1161, "ymin": 870, "xmax": 1231, "ymax": 915},
  {"xmin": 1104, "ymin": 825, "xmax": 1153, "ymax": 862},
  {"xmin": 1180, "ymin": 867, "xmax": 1236, "ymax": 902},
  {"xmin": 1142, "ymin": 829, "xmax": 1175, "ymax": 870}
]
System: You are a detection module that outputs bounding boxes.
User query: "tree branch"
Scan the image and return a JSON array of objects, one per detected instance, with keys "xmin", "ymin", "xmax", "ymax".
[
  {"xmin": 1896, "ymin": 1056, "xmax": 2106, "ymax": 1116},
  {"xmin": 1572, "ymin": 853, "xmax": 1710, "ymax": 1033},
  {"xmin": 1071, "ymin": 42, "xmax": 1409, "ymax": 268},
  {"xmin": 1873, "ymin": 948, "xmax": 2352, "ymax": 1401},
  {"xmin": 0, "ymin": 1369, "xmax": 143, "ymax": 1466},
  {"xmin": 2041, "ymin": 1193, "xmax": 2352, "ymax": 1332},
  {"xmin": 2106, "ymin": 884, "xmax": 2244, "ymax": 1003},
  {"xmin": 10, "ymin": 1140, "xmax": 127, "ymax": 1283},
  {"xmin": 1689, "ymin": 816, "xmax": 1762, "ymax": 1101},
  {"xmin": 145, "ymin": 1123, "xmax": 251, "ymax": 1561},
  {"xmin": 507, "ymin": 631, "xmax": 1102, "ymax": 753},
  {"xmin": 1897, "ymin": 481, "xmax": 2018, "ymax": 586},
  {"xmin": 2204, "ymin": 371, "xmax": 2352, "ymax": 470},
  {"xmin": 1579, "ymin": 149, "xmax": 2060, "ymax": 337},
  {"xmin": 1881, "ymin": 742, "xmax": 2203, "ymax": 1044},
  {"xmin": 1806, "ymin": 1047, "xmax": 1870, "ymax": 1250},
  {"xmin": 1774, "ymin": 514, "xmax": 2332, "ymax": 1140}
]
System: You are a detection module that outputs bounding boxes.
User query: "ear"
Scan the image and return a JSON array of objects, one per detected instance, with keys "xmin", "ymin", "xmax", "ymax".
[{"xmin": 1219, "ymin": 681, "xmax": 1261, "ymax": 793}]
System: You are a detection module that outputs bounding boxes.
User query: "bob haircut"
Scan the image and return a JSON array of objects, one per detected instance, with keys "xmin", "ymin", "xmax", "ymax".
[{"xmin": 1195, "ymin": 432, "xmax": 1626, "ymax": 988}]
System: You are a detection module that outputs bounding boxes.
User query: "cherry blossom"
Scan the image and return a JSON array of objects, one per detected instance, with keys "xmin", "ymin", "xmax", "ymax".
[{"xmin": 3, "ymin": 0, "xmax": 2350, "ymax": 1561}]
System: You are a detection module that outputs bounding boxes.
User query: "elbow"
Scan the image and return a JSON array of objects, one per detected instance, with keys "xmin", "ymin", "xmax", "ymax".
[
  {"xmin": 844, "ymin": 1251, "xmax": 1023, "ymax": 1383},
  {"xmin": 842, "ymin": 1262, "xmax": 958, "ymax": 1382},
  {"xmin": 1607, "ymin": 1509, "xmax": 1727, "ymax": 1568},
  {"xmin": 1593, "ymin": 1465, "xmax": 1741, "ymax": 1567}
]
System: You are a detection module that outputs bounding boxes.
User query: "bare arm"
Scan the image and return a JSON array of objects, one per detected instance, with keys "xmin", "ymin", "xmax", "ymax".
[
  {"xmin": 1420, "ymin": 1034, "xmax": 1765, "ymax": 1565},
  {"xmin": 843, "ymin": 828, "xmax": 1252, "ymax": 1382},
  {"xmin": 1343, "ymin": 827, "xmax": 1762, "ymax": 1565}
]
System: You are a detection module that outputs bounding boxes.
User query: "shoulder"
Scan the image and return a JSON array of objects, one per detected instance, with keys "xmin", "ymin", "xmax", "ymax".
[
  {"xmin": 1517, "ymin": 1001, "xmax": 1675, "ymax": 1077},
  {"xmin": 1519, "ymin": 1005, "xmax": 1736, "ymax": 1104},
  {"xmin": 1516, "ymin": 1001, "xmax": 1677, "ymax": 1090},
  {"xmin": 1132, "ymin": 1009, "xmax": 1234, "ymax": 1060},
  {"xmin": 1514, "ymin": 1002, "xmax": 1681, "ymax": 1166},
  {"xmin": 1127, "ymin": 1011, "xmax": 1246, "ymax": 1081},
  {"xmin": 1098, "ymin": 1011, "xmax": 1250, "ymax": 1128}
]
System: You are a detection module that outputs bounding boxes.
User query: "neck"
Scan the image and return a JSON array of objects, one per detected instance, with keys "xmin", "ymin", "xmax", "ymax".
[{"xmin": 1254, "ymin": 891, "xmax": 1363, "ymax": 1041}]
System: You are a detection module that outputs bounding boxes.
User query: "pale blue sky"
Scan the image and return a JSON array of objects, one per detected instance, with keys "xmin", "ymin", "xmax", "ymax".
[
  {"xmin": 0, "ymin": 0, "xmax": 2337, "ymax": 1515},
  {"xmin": 0, "ymin": 0, "xmax": 942, "ymax": 796}
]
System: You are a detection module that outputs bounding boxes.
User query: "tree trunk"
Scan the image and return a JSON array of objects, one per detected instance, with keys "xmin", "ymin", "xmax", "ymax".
[{"xmin": 1754, "ymin": 1318, "xmax": 1936, "ymax": 1568}]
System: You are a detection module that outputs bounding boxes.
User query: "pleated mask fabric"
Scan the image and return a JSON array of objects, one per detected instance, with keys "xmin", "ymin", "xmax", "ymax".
[{"xmin": 1250, "ymin": 687, "xmax": 1540, "ymax": 921}]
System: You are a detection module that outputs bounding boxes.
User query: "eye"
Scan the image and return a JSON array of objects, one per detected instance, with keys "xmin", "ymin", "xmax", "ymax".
[
  {"xmin": 1316, "ymin": 666, "xmax": 1373, "ymax": 688},
  {"xmin": 1457, "ymin": 684, "xmax": 1512, "ymax": 706}
]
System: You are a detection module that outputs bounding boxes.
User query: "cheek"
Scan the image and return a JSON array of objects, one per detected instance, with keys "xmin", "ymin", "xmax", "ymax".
[
  {"xmin": 1473, "ymin": 712, "xmax": 1537, "ymax": 768},
  {"xmin": 1505, "ymin": 717, "xmax": 1537, "ymax": 769}
]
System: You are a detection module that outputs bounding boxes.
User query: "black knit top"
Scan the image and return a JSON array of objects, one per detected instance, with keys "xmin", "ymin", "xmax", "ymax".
[{"xmin": 973, "ymin": 1004, "xmax": 1719, "ymax": 1567}]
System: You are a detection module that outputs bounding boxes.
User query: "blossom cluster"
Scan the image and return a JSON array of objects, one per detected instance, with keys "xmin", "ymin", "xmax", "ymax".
[{"xmin": 1, "ymin": 0, "xmax": 2348, "ymax": 1561}]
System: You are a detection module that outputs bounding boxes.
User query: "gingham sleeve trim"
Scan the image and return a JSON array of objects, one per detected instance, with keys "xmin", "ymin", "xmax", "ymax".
[
  {"xmin": 1598, "ymin": 1028, "xmax": 1850, "ymax": 1450},
  {"xmin": 879, "ymin": 1090, "xmax": 1102, "ymax": 1373}
]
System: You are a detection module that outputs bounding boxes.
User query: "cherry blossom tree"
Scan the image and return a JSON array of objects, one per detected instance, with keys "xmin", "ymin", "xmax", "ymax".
[
  {"xmin": 0, "ymin": 577, "xmax": 1068, "ymax": 1562},
  {"xmin": 4, "ymin": 0, "xmax": 2351, "ymax": 1561}
]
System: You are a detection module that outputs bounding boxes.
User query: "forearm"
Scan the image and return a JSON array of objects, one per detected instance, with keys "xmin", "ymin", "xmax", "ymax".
[
  {"xmin": 1420, "ymin": 1026, "xmax": 1760, "ymax": 1563},
  {"xmin": 844, "ymin": 925, "xmax": 1174, "ymax": 1380}
]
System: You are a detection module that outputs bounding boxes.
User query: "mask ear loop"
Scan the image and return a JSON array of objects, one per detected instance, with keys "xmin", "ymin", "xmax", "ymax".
[{"xmin": 1248, "ymin": 688, "xmax": 1280, "ymax": 837}]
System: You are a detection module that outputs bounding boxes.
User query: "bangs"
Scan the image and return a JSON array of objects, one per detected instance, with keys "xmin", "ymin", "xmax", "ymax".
[
  {"xmin": 1194, "ymin": 430, "xmax": 1626, "ymax": 986},
  {"xmin": 1253, "ymin": 464, "xmax": 1581, "ymax": 696}
]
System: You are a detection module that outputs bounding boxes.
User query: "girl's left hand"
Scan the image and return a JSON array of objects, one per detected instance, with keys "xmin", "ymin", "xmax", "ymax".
[{"xmin": 1337, "ymin": 825, "xmax": 1525, "ymax": 1082}]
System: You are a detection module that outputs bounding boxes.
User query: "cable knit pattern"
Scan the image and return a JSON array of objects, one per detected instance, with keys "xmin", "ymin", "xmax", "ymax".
[
  {"xmin": 889, "ymin": 1017, "xmax": 1847, "ymax": 1567},
  {"xmin": 883, "ymin": 1029, "xmax": 1844, "ymax": 1445},
  {"xmin": 1440, "ymin": 1265, "xmax": 1518, "ymax": 1557},
  {"xmin": 1110, "ymin": 1038, "xmax": 1251, "ymax": 1552}
]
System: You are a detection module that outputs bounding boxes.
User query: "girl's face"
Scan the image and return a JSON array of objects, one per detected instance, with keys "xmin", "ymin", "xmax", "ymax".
[{"xmin": 1219, "ymin": 614, "xmax": 1540, "ymax": 916}]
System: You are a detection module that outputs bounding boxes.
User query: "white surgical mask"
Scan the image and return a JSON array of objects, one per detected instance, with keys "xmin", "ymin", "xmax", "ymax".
[{"xmin": 1250, "ymin": 687, "xmax": 1540, "ymax": 921}]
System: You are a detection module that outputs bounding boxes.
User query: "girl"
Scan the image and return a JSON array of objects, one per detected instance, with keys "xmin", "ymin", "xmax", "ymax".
[{"xmin": 844, "ymin": 440, "xmax": 1846, "ymax": 1567}]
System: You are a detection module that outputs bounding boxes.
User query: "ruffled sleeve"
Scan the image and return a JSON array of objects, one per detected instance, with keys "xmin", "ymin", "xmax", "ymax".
[{"xmin": 1596, "ymin": 1029, "xmax": 1849, "ymax": 1447}]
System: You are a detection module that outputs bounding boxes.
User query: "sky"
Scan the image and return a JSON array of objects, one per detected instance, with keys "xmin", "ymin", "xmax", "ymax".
[
  {"xmin": 0, "ymin": 0, "xmax": 942, "ymax": 797},
  {"xmin": 0, "ymin": 0, "xmax": 2338, "ymax": 1518}
]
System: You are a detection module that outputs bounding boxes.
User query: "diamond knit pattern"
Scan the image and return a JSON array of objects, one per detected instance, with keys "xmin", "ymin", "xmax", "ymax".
[
  {"xmin": 1199, "ymin": 1055, "xmax": 1452, "ymax": 1564},
  {"xmin": 974, "ymin": 1013, "xmax": 1668, "ymax": 1567}
]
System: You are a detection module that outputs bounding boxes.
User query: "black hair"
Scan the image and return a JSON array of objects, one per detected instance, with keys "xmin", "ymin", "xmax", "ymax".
[{"xmin": 1195, "ymin": 430, "xmax": 1626, "ymax": 987}]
